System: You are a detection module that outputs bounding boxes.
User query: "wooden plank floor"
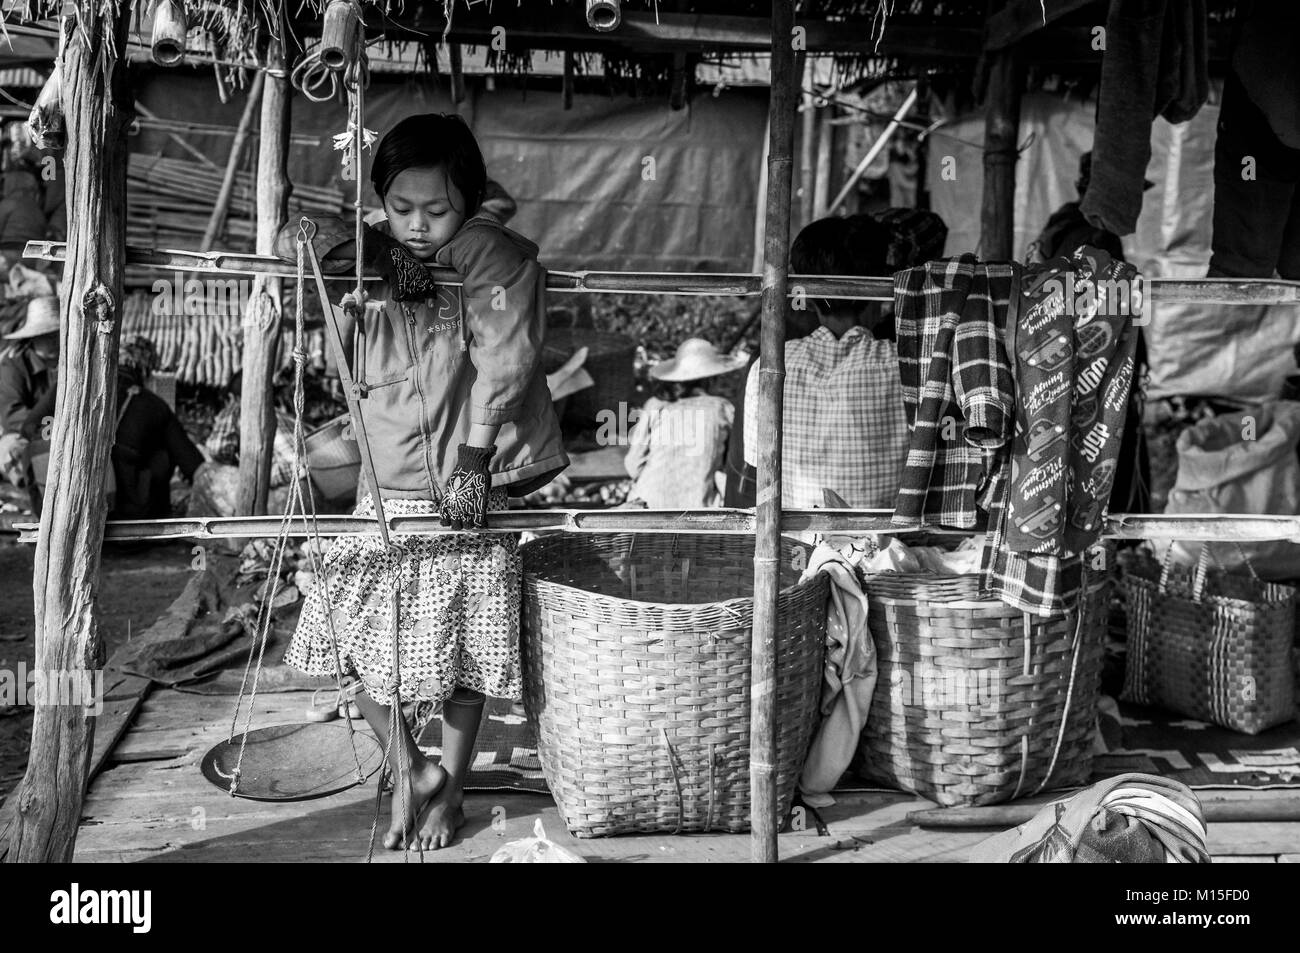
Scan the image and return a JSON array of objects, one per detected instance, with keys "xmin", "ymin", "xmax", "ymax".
[{"xmin": 74, "ymin": 686, "xmax": 1300, "ymax": 863}]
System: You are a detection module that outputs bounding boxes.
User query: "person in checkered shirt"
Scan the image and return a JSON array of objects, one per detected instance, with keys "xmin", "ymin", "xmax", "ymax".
[{"xmin": 742, "ymin": 214, "xmax": 911, "ymax": 509}]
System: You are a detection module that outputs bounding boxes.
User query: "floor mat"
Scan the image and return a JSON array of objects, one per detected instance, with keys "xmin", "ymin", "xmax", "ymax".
[
  {"xmin": 416, "ymin": 698, "xmax": 550, "ymax": 794},
  {"xmin": 1093, "ymin": 699, "xmax": 1300, "ymax": 788}
]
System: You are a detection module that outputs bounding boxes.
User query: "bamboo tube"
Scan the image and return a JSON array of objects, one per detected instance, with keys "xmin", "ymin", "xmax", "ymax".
[
  {"xmin": 449, "ymin": 42, "xmax": 466, "ymax": 105},
  {"xmin": 320, "ymin": 0, "xmax": 360, "ymax": 72},
  {"xmin": 586, "ymin": 0, "xmax": 620, "ymax": 32},
  {"xmin": 150, "ymin": 0, "xmax": 188, "ymax": 66},
  {"xmin": 750, "ymin": 0, "xmax": 797, "ymax": 866},
  {"xmin": 562, "ymin": 51, "xmax": 574, "ymax": 110}
]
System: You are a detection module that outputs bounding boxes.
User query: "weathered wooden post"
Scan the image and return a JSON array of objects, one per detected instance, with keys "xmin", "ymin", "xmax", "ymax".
[
  {"xmin": 7, "ymin": 2, "xmax": 133, "ymax": 863},
  {"xmin": 751, "ymin": 0, "xmax": 796, "ymax": 865},
  {"xmin": 236, "ymin": 21, "xmax": 293, "ymax": 524}
]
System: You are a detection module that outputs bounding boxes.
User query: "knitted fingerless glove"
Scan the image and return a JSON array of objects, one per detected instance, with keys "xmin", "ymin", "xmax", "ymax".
[{"xmin": 439, "ymin": 444, "xmax": 494, "ymax": 529}]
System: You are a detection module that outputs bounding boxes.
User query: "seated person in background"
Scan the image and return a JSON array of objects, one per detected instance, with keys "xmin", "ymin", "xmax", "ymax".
[
  {"xmin": 204, "ymin": 368, "xmax": 300, "ymax": 489},
  {"xmin": 726, "ymin": 208, "xmax": 947, "ymax": 506},
  {"xmin": 742, "ymin": 214, "xmax": 910, "ymax": 509},
  {"xmin": 0, "ymin": 295, "xmax": 58, "ymax": 491},
  {"xmin": 23, "ymin": 337, "xmax": 205, "ymax": 519},
  {"xmin": 623, "ymin": 337, "xmax": 747, "ymax": 508},
  {"xmin": 0, "ymin": 170, "xmax": 49, "ymax": 248},
  {"xmin": 1030, "ymin": 152, "xmax": 1128, "ymax": 263}
]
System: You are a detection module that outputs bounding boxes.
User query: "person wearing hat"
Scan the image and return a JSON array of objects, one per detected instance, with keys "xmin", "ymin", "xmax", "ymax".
[
  {"xmin": 0, "ymin": 294, "xmax": 58, "ymax": 431},
  {"xmin": 622, "ymin": 337, "xmax": 746, "ymax": 509},
  {"xmin": 21, "ymin": 335, "xmax": 205, "ymax": 518},
  {"xmin": 0, "ymin": 294, "xmax": 59, "ymax": 489}
]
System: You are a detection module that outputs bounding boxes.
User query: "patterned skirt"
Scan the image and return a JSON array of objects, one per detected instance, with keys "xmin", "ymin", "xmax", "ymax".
[{"xmin": 284, "ymin": 490, "xmax": 521, "ymax": 704}]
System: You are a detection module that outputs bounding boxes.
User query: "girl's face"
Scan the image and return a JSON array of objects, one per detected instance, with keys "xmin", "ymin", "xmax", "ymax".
[{"xmin": 381, "ymin": 166, "xmax": 467, "ymax": 261}]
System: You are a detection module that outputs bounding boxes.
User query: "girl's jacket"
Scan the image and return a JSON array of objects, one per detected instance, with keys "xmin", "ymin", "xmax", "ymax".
[{"xmin": 325, "ymin": 214, "xmax": 568, "ymax": 500}]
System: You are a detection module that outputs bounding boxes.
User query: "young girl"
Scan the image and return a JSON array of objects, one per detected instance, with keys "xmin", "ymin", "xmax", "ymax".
[
  {"xmin": 282, "ymin": 114, "xmax": 567, "ymax": 851},
  {"xmin": 623, "ymin": 337, "xmax": 745, "ymax": 508}
]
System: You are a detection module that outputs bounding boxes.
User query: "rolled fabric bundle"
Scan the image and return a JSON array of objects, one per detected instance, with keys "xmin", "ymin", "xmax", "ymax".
[
  {"xmin": 320, "ymin": 0, "xmax": 360, "ymax": 72},
  {"xmin": 969, "ymin": 773, "xmax": 1210, "ymax": 863},
  {"xmin": 27, "ymin": 63, "xmax": 64, "ymax": 151},
  {"xmin": 586, "ymin": 0, "xmax": 620, "ymax": 32},
  {"xmin": 151, "ymin": 0, "xmax": 188, "ymax": 66}
]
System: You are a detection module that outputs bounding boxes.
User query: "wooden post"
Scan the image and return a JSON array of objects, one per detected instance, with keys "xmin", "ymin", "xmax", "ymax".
[
  {"xmin": 979, "ymin": 10, "xmax": 1022, "ymax": 260},
  {"xmin": 751, "ymin": 0, "xmax": 796, "ymax": 866},
  {"xmin": 813, "ymin": 100, "xmax": 832, "ymax": 218},
  {"xmin": 235, "ymin": 27, "xmax": 291, "ymax": 523},
  {"xmin": 798, "ymin": 53, "xmax": 815, "ymax": 229},
  {"xmin": 201, "ymin": 71, "xmax": 265, "ymax": 253},
  {"xmin": 7, "ymin": 1, "xmax": 132, "ymax": 863}
]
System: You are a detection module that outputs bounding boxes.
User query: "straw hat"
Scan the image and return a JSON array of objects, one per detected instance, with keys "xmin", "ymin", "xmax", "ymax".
[
  {"xmin": 6, "ymin": 262, "xmax": 55, "ymax": 300},
  {"xmin": 650, "ymin": 338, "xmax": 748, "ymax": 382},
  {"xmin": 5, "ymin": 295, "xmax": 60, "ymax": 339}
]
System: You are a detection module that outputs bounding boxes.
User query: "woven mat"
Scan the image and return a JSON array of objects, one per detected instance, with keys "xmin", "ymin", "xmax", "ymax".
[
  {"xmin": 1092, "ymin": 698, "xmax": 1300, "ymax": 788},
  {"xmin": 416, "ymin": 698, "xmax": 550, "ymax": 794}
]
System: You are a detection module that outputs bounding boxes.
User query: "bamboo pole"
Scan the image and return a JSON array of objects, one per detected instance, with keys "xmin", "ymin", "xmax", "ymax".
[
  {"xmin": 133, "ymin": 102, "xmax": 222, "ymax": 172},
  {"xmin": 20, "ymin": 510, "xmax": 1300, "ymax": 546},
  {"xmin": 23, "ymin": 243, "xmax": 1300, "ymax": 305},
  {"xmin": 236, "ymin": 25, "xmax": 291, "ymax": 526},
  {"xmin": 826, "ymin": 85, "xmax": 917, "ymax": 216},
  {"xmin": 8, "ymin": 0, "xmax": 133, "ymax": 864},
  {"xmin": 812, "ymin": 101, "xmax": 832, "ymax": 217},
  {"xmin": 979, "ymin": 6, "xmax": 1023, "ymax": 260},
  {"xmin": 798, "ymin": 53, "xmax": 815, "ymax": 229},
  {"xmin": 751, "ymin": 0, "xmax": 797, "ymax": 866},
  {"xmin": 200, "ymin": 71, "xmax": 265, "ymax": 253}
]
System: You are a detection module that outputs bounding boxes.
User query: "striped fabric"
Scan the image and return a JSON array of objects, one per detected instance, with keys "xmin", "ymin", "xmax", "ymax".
[{"xmin": 743, "ymin": 326, "xmax": 908, "ymax": 509}]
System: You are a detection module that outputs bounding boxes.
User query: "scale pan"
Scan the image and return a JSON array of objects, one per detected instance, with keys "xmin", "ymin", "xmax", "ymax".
[{"xmin": 201, "ymin": 723, "xmax": 384, "ymax": 802}]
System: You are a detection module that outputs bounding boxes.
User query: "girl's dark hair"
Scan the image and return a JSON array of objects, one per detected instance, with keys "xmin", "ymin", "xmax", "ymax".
[{"xmin": 370, "ymin": 113, "xmax": 487, "ymax": 216}]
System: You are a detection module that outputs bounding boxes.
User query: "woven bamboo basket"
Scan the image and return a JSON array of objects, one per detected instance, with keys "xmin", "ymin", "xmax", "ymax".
[
  {"xmin": 520, "ymin": 533, "xmax": 828, "ymax": 837},
  {"xmin": 542, "ymin": 328, "xmax": 637, "ymax": 425},
  {"xmin": 1122, "ymin": 551, "xmax": 1296, "ymax": 734},
  {"xmin": 303, "ymin": 414, "xmax": 361, "ymax": 503},
  {"xmin": 858, "ymin": 571, "xmax": 1111, "ymax": 807}
]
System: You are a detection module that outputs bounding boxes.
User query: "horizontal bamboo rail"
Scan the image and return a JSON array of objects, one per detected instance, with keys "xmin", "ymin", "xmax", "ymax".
[
  {"xmin": 22, "ymin": 241, "xmax": 1300, "ymax": 304},
  {"xmin": 11, "ymin": 510, "xmax": 1300, "ymax": 544}
]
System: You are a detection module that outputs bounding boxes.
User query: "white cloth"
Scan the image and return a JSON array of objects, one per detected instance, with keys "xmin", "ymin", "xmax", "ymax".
[{"xmin": 797, "ymin": 543, "xmax": 878, "ymax": 806}]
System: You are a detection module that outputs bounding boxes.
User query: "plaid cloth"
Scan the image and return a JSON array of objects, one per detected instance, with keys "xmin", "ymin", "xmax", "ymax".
[
  {"xmin": 891, "ymin": 255, "xmax": 1016, "ymax": 529},
  {"xmin": 743, "ymin": 326, "xmax": 908, "ymax": 509},
  {"xmin": 874, "ymin": 208, "xmax": 949, "ymax": 270},
  {"xmin": 204, "ymin": 399, "xmax": 298, "ymax": 488}
]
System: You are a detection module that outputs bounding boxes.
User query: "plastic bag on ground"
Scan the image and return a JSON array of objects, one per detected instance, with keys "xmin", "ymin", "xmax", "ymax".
[{"xmin": 489, "ymin": 819, "xmax": 586, "ymax": 864}]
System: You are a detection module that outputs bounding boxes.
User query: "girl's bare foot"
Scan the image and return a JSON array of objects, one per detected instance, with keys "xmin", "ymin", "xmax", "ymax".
[
  {"xmin": 383, "ymin": 758, "xmax": 446, "ymax": 850},
  {"xmin": 415, "ymin": 783, "xmax": 465, "ymax": 850}
]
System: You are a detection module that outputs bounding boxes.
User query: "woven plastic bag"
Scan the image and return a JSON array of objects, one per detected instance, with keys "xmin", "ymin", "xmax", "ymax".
[
  {"xmin": 489, "ymin": 820, "xmax": 586, "ymax": 864},
  {"xmin": 1159, "ymin": 401, "xmax": 1300, "ymax": 579}
]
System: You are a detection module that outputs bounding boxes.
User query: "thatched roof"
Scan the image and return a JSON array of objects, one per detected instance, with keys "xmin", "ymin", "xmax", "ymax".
[{"xmin": 1, "ymin": 0, "xmax": 1252, "ymax": 96}]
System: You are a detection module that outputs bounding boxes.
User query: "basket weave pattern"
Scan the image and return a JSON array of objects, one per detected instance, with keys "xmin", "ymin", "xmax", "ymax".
[
  {"xmin": 858, "ymin": 572, "xmax": 1110, "ymax": 807},
  {"xmin": 520, "ymin": 533, "xmax": 827, "ymax": 837},
  {"xmin": 542, "ymin": 328, "xmax": 637, "ymax": 424},
  {"xmin": 1122, "ymin": 557, "xmax": 1296, "ymax": 735}
]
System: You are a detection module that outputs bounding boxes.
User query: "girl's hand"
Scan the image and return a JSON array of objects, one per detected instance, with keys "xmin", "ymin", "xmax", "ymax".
[
  {"xmin": 362, "ymin": 225, "xmax": 439, "ymax": 302},
  {"xmin": 439, "ymin": 444, "xmax": 494, "ymax": 529}
]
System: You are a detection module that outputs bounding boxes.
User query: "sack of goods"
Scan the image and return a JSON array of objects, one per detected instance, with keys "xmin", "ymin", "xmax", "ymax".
[{"xmin": 1158, "ymin": 401, "xmax": 1300, "ymax": 579}]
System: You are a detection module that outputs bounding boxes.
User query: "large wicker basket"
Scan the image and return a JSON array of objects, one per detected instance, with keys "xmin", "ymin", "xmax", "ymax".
[
  {"xmin": 542, "ymin": 328, "xmax": 637, "ymax": 425},
  {"xmin": 520, "ymin": 533, "xmax": 828, "ymax": 837},
  {"xmin": 858, "ymin": 571, "xmax": 1111, "ymax": 807}
]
